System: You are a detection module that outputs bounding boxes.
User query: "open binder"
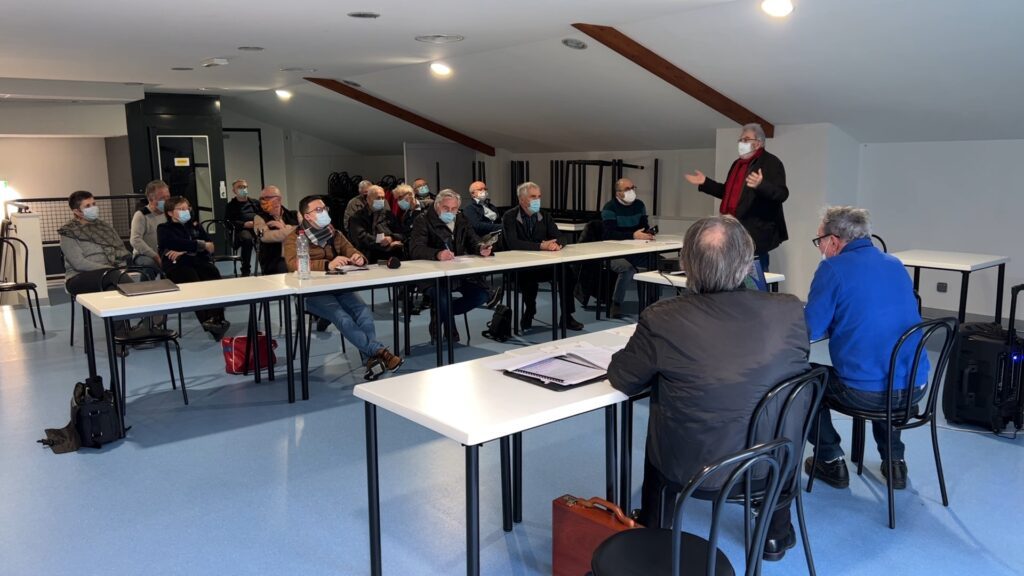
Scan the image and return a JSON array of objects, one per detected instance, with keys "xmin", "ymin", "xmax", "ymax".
[{"xmin": 503, "ymin": 353, "xmax": 608, "ymax": 391}]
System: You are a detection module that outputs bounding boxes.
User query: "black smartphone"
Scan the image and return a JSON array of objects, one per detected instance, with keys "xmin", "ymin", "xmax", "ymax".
[
  {"xmin": 646, "ymin": 225, "xmax": 659, "ymax": 235},
  {"xmin": 325, "ymin": 268, "xmax": 346, "ymax": 275}
]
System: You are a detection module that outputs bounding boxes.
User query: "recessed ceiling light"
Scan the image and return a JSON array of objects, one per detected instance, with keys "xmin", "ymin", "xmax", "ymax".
[
  {"xmin": 429, "ymin": 62, "xmax": 452, "ymax": 77},
  {"xmin": 761, "ymin": 0, "xmax": 794, "ymax": 17},
  {"xmin": 171, "ymin": 67, "xmax": 194, "ymax": 71},
  {"xmin": 198, "ymin": 87, "xmax": 209, "ymax": 91},
  {"xmin": 200, "ymin": 57, "xmax": 229, "ymax": 68},
  {"xmin": 342, "ymin": 80, "xmax": 362, "ymax": 88},
  {"xmin": 275, "ymin": 89, "xmax": 293, "ymax": 100},
  {"xmin": 415, "ymin": 34, "xmax": 464, "ymax": 45},
  {"xmin": 237, "ymin": 46, "xmax": 265, "ymax": 51},
  {"xmin": 561, "ymin": 38, "xmax": 588, "ymax": 50},
  {"xmin": 347, "ymin": 11, "xmax": 380, "ymax": 19},
  {"xmin": 280, "ymin": 67, "xmax": 318, "ymax": 73}
]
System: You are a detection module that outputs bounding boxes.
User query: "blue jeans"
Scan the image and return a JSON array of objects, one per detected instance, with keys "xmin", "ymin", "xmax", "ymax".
[
  {"xmin": 427, "ymin": 281, "xmax": 489, "ymax": 323},
  {"xmin": 304, "ymin": 292, "xmax": 385, "ymax": 359},
  {"xmin": 609, "ymin": 255, "xmax": 646, "ymax": 305},
  {"xmin": 810, "ymin": 367, "xmax": 926, "ymax": 461}
]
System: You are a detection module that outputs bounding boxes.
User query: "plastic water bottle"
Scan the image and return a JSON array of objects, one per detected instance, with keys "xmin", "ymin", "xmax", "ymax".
[{"xmin": 296, "ymin": 232, "xmax": 311, "ymax": 280}]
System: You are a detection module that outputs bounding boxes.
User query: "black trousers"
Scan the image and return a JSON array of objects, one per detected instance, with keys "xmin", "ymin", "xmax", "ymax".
[
  {"xmin": 236, "ymin": 229, "xmax": 255, "ymax": 275},
  {"xmin": 65, "ymin": 268, "xmax": 133, "ymax": 296},
  {"xmin": 639, "ymin": 451, "xmax": 790, "ymax": 539},
  {"xmin": 519, "ymin": 268, "xmax": 575, "ymax": 315},
  {"xmin": 259, "ymin": 257, "xmax": 288, "ymax": 275},
  {"xmin": 165, "ymin": 261, "xmax": 225, "ymax": 323}
]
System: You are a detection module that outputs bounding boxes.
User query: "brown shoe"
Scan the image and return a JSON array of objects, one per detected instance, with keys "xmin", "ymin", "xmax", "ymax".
[{"xmin": 376, "ymin": 348, "xmax": 404, "ymax": 372}]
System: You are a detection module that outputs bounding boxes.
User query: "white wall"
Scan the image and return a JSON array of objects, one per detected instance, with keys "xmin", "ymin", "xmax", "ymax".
[
  {"xmin": 404, "ymin": 142, "xmax": 475, "ymax": 202},
  {"xmin": 0, "ymin": 103, "xmax": 126, "ymax": 137},
  {"xmin": 858, "ymin": 139, "xmax": 1024, "ymax": 321},
  {"xmin": 0, "ymin": 137, "xmax": 111, "ymax": 201}
]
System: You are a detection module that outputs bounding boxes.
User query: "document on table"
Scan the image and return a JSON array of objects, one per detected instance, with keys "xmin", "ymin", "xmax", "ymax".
[{"xmin": 505, "ymin": 354, "xmax": 606, "ymax": 387}]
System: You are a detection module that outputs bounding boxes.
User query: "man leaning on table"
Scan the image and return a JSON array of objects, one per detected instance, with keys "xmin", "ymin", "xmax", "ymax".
[
  {"xmin": 284, "ymin": 195, "xmax": 403, "ymax": 376},
  {"xmin": 607, "ymin": 214, "xmax": 810, "ymax": 562},
  {"xmin": 804, "ymin": 206, "xmax": 928, "ymax": 491}
]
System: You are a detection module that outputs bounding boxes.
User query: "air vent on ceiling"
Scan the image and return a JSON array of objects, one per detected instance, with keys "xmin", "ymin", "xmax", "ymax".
[
  {"xmin": 562, "ymin": 38, "xmax": 587, "ymax": 50},
  {"xmin": 200, "ymin": 58, "xmax": 229, "ymax": 68},
  {"xmin": 347, "ymin": 11, "xmax": 380, "ymax": 19}
]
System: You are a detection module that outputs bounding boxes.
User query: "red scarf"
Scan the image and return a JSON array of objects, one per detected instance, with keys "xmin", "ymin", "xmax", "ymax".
[{"xmin": 720, "ymin": 148, "xmax": 763, "ymax": 216}]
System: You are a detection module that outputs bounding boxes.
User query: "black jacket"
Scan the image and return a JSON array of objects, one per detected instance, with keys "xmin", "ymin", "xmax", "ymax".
[
  {"xmin": 225, "ymin": 197, "xmax": 261, "ymax": 231},
  {"xmin": 699, "ymin": 150, "xmax": 789, "ymax": 254},
  {"xmin": 501, "ymin": 206, "xmax": 559, "ymax": 251},
  {"xmin": 463, "ymin": 199, "xmax": 503, "ymax": 235},
  {"xmin": 408, "ymin": 209, "xmax": 481, "ymax": 261},
  {"xmin": 156, "ymin": 219, "xmax": 214, "ymax": 271},
  {"xmin": 348, "ymin": 207, "xmax": 404, "ymax": 261},
  {"xmin": 608, "ymin": 289, "xmax": 809, "ymax": 486}
]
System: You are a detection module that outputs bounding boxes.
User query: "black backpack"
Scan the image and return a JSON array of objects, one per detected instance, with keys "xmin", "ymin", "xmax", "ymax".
[
  {"xmin": 483, "ymin": 304, "xmax": 513, "ymax": 342},
  {"xmin": 39, "ymin": 376, "xmax": 120, "ymax": 453}
]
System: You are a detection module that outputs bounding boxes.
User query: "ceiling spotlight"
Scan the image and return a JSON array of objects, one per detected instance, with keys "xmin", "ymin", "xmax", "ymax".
[
  {"xmin": 237, "ymin": 46, "xmax": 265, "ymax": 51},
  {"xmin": 342, "ymin": 80, "xmax": 363, "ymax": 88},
  {"xmin": 429, "ymin": 62, "xmax": 452, "ymax": 77},
  {"xmin": 275, "ymin": 89, "xmax": 293, "ymax": 100},
  {"xmin": 171, "ymin": 67, "xmax": 194, "ymax": 71},
  {"xmin": 280, "ymin": 67, "xmax": 318, "ymax": 72},
  {"xmin": 561, "ymin": 38, "xmax": 588, "ymax": 50},
  {"xmin": 347, "ymin": 11, "xmax": 380, "ymax": 18},
  {"xmin": 761, "ymin": 0, "xmax": 794, "ymax": 17},
  {"xmin": 415, "ymin": 34, "xmax": 465, "ymax": 44},
  {"xmin": 200, "ymin": 57, "xmax": 229, "ymax": 68}
]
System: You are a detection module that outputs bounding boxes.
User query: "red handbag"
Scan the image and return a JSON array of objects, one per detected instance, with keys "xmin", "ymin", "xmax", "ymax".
[
  {"xmin": 222, "ymin": 333, "xmax": 278, "ymax": 374},
  {"xmin": 552, "ymin": 495, "xmax": 640, "ymax": 576}
]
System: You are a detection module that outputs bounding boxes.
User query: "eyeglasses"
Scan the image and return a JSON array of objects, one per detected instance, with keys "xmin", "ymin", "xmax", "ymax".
[
  {"xmin": 738, "ymin": 137, "xmax": 759, "ymax": 143},
  {"xmin": 306, "ymin": 206, "xmax": 327, "ymax": 214},
  {"xmin": 811, "ymin": 234, "xmax": 834, "ymax": 248}
]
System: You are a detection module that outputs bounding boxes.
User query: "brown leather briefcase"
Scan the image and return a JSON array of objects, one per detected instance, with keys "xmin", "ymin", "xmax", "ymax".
[{"xmin": 552, "ymin": 494, "xmax": 640, "ymax": 576}]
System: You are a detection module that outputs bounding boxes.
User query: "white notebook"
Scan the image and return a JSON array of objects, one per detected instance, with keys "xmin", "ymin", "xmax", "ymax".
[{"xmin": 506, "ymin": 354, "xmax": 606, "ymax": 387}]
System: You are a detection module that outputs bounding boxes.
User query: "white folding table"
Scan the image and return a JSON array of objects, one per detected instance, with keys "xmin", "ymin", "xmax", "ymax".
[{"xmin": 891, "ymin": 250, "xmax": 1009, "ymax": 323}]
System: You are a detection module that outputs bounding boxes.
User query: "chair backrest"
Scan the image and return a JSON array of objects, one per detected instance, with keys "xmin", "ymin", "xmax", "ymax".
[
  {"xmin": 201, "ymin": 219, "xmax": 236, "ymax": 256},
  {"xmin": 871, "ymin": 234, "xmax": 888, "ymax": 253},
  {"xmin": 670, "ymin": 438, "xmax": 793, "ymax": 576},
  {"xmin": 100, "ymin": 264, "xmax": 161, "ymax": 289},
  {"xmin": 747, "ymin": 366, "xmax": 828, "ymax": 498},
  {"xmin": 578, "ymin": 219, "xmax": 604, "ymax": 243},
  {"xmin": 886, "ymin": 317, "xmax": 958, "ymax": 428},
  {"xmin": 0, "ymin": 236, "xmax": 31, "ymax": 283}
]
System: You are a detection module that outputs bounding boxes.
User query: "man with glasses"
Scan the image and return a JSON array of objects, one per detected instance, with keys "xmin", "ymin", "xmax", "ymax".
[
  {"xmin": 684, "ymin": 123, "xmax": 789, "ymax": 271},
  {"xmin": 463, "ymin": 180, "xmax": 502, "ymax": 236},
  {"xmin": 597, "ymin": 177, "xmax": 654, "ymax": 318},
  {"xmin": 252, "ymin": 185, "xmax": 297, "ymax": 274},
  {"xmin": 225, "ymin": 178, "xmax": 260, "ymax": 276},
  {"xmin": 804, "ymin": 206, "xmax": 928, "ymax": 491},
  {"xmin": 284, "ymin": 195, "xmax": 403, "ymax": 376}
]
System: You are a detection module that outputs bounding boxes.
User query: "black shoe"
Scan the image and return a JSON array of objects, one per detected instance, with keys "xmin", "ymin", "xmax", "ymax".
[
  {"xmin": 203, "ymin": 319, "xmax": 230, "ymax": 341},
  {"xmin": 315, "ymin": 318, "xmax": 331, "ymax": 333},
  {"xmin": 881, "ymin": 459, "xmax": 908, "ymax": 490},
  {"xmin": 485, "ymin": 286, "xmax": 505, "ymax": 309},
  {"xmin": 562, "ymin": 314, "xmax": 584, "ymax": 331},
  {"xmin": 762, "ymin": 524, "xmax": 796, "ymax": 562},
  {"xmin": 520, "ymin": 310, "xmax": 535, "ymax": 331},
  {"xmin": 805, "ymin": 456, "xmax": 849, "ymax": 489}
]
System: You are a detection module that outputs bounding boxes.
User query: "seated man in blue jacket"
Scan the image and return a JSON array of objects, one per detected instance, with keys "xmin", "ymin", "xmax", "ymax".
[
  {"xmin": 463, "ymin": 180, "xmax": 503, "ymax": 237},
  {"xmin": 598, "ymin": 177, "xmax": 654, "ymax": 318},
  {"xmin": 805, "ymin": 206, "xmax": 928, "ymax": 490}
]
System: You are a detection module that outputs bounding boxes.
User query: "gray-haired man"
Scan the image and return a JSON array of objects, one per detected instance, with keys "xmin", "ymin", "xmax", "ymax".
[{"xmin": 608, "ymin": 215, "xmax": 810, "ymax": 561}]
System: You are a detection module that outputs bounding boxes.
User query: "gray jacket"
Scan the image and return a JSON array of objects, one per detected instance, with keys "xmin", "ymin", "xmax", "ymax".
[
  {"xmin": 130, "ymin": 208, "xmax": 163, "ymax": 259},
  {"xmin": 58, "ymin": 218, "xmax": 130, "ymax": 278},
  {"xmin": 608, "ymin": 289, "xmax": 810, "ymax": 486}
]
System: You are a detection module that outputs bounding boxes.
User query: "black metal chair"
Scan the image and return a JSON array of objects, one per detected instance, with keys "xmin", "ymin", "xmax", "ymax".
[
  {"xmin": 591, "ymin": 439, "xmax": 793, "ymax": 576},
  {"xmin": 870, "ymin": 234, "xmax": 888, "ymax": 253},
  {"xmin": 806, "ymin": 317, "xmax": 958, "ymax": 528},
  {"xmin": 0, "ymin": 237, "xmax": 46, "ymax": 334},
  {"xmin": 202, "ymin": 219, "xmax": 243, "ymax": 277},
  {"xmin": 103, "ymin": 267, "xmax": 189, "ymax": 406}
]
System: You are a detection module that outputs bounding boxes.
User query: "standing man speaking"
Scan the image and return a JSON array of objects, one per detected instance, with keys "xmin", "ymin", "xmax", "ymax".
[{"xmin": 685, "ymin": 123, "xmax": 789, "ymax": 270}]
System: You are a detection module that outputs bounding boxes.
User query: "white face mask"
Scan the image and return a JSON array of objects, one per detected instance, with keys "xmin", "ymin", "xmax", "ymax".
[
  {"xmin": 474, "ymin": 191, "xmax": 487, "ymax": 201},
  {"xmin": 738, "ymin": 141, "xmax": 755, "ymax": 157},
  {"xmin": 621, "ymin": 189, "xmax": 637, "ymax": 204}
]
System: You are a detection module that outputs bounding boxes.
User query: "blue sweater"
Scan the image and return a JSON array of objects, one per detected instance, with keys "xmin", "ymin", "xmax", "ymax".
[
  {"xmin": 601, "ymin": 198, "xmax": 649, "ymax": 240},
  {"xmin": 805, "ymin": 238, "xmax": 928, "ymax": 392}
]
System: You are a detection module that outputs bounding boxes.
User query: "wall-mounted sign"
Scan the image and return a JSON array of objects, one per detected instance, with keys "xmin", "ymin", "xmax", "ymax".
[{"xmin": 174, "ymin": 157, "xmax": 190, "ymax": 167}]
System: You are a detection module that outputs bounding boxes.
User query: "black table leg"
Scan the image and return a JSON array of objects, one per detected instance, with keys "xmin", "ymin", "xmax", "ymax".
[
  {"xmin": 466, "ymin": 444, "xmax": 480, "ymax": 576},
  {"xmin": 605, "ymin": 405, "xmax": 618, "ymax": 504},
  {"xmin": 435, "ymin": 277, "xmax": 444, "ymax": 367},
  {"xmin": 500, "ymin": 436, "xmax": 512, "ymax": 532},
  {"xmin": 365, "ymin": 403, "xmax": 382, "ymax": 576},
  {"xmin": 103, "ymin": 318, "xmax": 126, "ymax": 437},
  {"xmin": 551, "ymin": 265, "xmax": 559, "ymax": 342},
  {"xmin": 913, "ymin": 267, "xmax": 921, "ymax": 292},
  {"xmin": 619, "ymin": 400, "xmax": 634, "ymax": 513},
  {"xmin": 298, "ymin": 295, "xmax": 310, "ymax": 400},
  {"xmin": 560, "ymin": 263, "xmax": 569, "ymax": 339},
  {"xmin": 263, "ymin": 301, "xmax": 275, "ymax": 381},
  {"xmin": 84, "ymin": 309, "xmax": 97, "ymax": 378},
  {"xmin": 392, "ymin": 284, "xmax": 400, "ymax": 354},
  {"xmin": 513, "ymin": 432, "xmax": 523, "ymax": 523},
  {"xmin": 995, "ymin": 263, "xmax": 1006, "ymax": 325},
  {"xmin": 404, "ymin": 286, "xmax": 412, "ymax": 356},
  {"xmin": 513, "ymin": 272, "xmax": 520, "ymax": 334},
  {"xmin": 249, "ymin": 303, "xmax": 262, "ymax": 384},
  {"xmin": 283, "ymin": 296, "xmax": 295, "ymax": 403},
  {"xmin": 958, "ymin": 271, "xmax": 970, "ymax": 325},
  {"xmin": 447, "ymin": 276, "xmax": 456, "ymax": 365}
]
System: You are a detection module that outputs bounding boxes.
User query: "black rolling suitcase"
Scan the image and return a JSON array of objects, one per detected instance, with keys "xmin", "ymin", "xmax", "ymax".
[{"xmin": 943, "ymin": 284, "xmax": 1024, "ymax": 433}]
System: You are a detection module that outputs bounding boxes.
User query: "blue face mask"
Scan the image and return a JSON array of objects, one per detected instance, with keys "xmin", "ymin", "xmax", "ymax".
[
  {"xmin": 177, "ymin": 209, "xmax": 192, "ymax": 224},
  {"xmin": 314, "ymin": 211, "xmax": 332, "ymax": 228},
  {"xmin": 397, "ymin": 199, "xmax": 411, "ymax": 211},
  {"xmin": 81, "ymin": 206, "xmax": 100, "ymax": 221},
  {"xmin": 439, "ymin": 211, "xmax": 456, "ymax": 224},
  {"xmin": 238, "ymin": 187, "xmax": 249, "ymax": 197},
  {"xmin": 372, "ymin": 199, "xmax": 386, "ymax": 211},
  {"xmin": 417, "ymin": 185, "xmax": 430, "ymax": 197},
  {"xmin": 528, "ymin": 199, "xmax": 541, "ymax": 214},
  {"xmin": 156, "ymin": 200, "xmax": 165, "ymax": 212}
]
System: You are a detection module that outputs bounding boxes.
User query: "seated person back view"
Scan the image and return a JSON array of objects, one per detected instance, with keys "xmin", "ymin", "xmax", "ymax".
[
  {"xmin": 805, "ymin": 206, "xmax": 928, "ymax": 490},
  {"xmin": 408, "ymin": 189, "xmax": 492, "ymax": 343},
  {"xmin": 284, "ymin": 195, "xmax": 402, "ymax": 375},
  {"xmin": 157, "ymin": 196, "xmax": 230, "ymax": 340},
  {"xmin": 501, "ymin": 181, "xmax": 583, "ymax": 331},
  {"xmin": 463, "ymin": 180, "xmax": 502, "ymax": 236},
  {"xmin": 59, "ymin": 190, "xmax": 133, "ymax": 296},
  {"xmin": 224, "ymin": 178, "xmax": 259, "ymax": 276},
  {"xmin": 129, "ymin": 179, "xmax": 170, "ymax": 269},
  {"xmin": 348, "ymin": 185, "xmax": 404, "ymax": 263},
  {"xmin": 608, "ymin": 215, "xmax": 810, "ymax": 562},
  {"xmin": 597, "ymin": 177, "xmax": 654, "ymax": 318},
  {"xmin": 253, "ymin": 185, "xmax": 298, "ymax": 274}
]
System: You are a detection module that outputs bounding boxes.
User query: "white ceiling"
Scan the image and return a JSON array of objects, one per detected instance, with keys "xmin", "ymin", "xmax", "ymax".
[{"xmin": 2, "ymin": 0, "xmax": 1022, "ymax": 154}]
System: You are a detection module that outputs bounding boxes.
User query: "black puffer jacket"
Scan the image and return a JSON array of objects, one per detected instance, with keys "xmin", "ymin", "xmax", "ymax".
[
  {"xmin": 608, "ymin": 289, "xmax": 810, "ymax": 486},
  {"xmin": 408, "ymin": 208, "xmax": 481, "ymax": 261}
]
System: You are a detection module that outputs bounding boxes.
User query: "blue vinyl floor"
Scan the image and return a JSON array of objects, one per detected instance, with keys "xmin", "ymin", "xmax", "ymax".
[{"xmin": 1, "ymin": 285, "xmax": 1022, "ymax": 576}]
